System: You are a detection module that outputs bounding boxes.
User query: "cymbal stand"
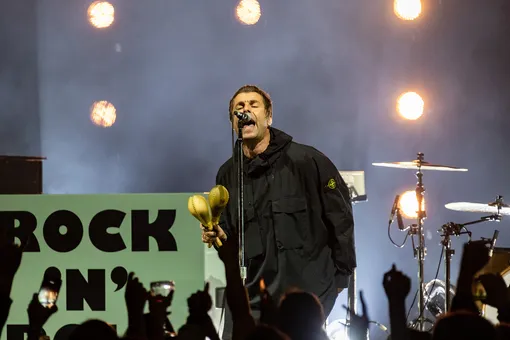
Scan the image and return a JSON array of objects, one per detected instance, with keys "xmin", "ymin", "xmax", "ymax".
[
  {"xmin": 491, "ymin": 195, "xmax": 506, "ymax": 214},
  {"xmin": 405, "ymin": 153, "xmax": 428, "ymax": 331}
]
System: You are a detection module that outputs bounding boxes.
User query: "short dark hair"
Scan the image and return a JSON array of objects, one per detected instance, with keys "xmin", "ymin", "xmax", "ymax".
[{"xmin": 228, "ymin": 84, "xmax": 273, "ymax": 121}]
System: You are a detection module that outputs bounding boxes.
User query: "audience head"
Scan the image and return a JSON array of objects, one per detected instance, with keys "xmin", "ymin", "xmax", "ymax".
[
  {"xmin": 246, "ymin": 324, "xmax": 290, "ymax": 340},
  {"xmin": 277, "ymin": 288, "xmax": 326, "ymax": 339},
  {"xmin": 432, "ymin": 311, "xmax": 496, "ymax": 340},
  {"xmin": 68, "ymin": 319, "xmax": 119, "ymax": 340}
]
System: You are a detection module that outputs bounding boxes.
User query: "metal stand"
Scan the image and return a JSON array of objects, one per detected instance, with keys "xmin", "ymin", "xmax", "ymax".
[
  {"xmin": 439, "ymin": 223, "xmax": 470, "ymax": 312},
  {"xmin": 343, "ymin": 269, "xmax": 357, "ymax": 340},
  {"xmin": 439, "ymin": 214, "xmax": 500, "ymax": 313},
  {"xmin": 236, "ymin": 125, "xmax": 247, "ymax": 282},
  {"xmin": 408, "ymin": 153, "xmax": 430, "ymax": 331},
  {"xmin": 442, "ymin": 227, "xmax": 454, "ymax": 312}
]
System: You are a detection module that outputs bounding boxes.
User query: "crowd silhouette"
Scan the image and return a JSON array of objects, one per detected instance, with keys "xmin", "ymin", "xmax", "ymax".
[{"xmin": 2, "ymin": 230, "xmax": 510, "ymax": 340}]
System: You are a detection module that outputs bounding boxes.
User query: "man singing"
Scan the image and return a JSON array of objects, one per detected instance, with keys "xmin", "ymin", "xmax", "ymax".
[{"xmin": 202, "ymin": 85, "xmax": 356, "ymax": 336}]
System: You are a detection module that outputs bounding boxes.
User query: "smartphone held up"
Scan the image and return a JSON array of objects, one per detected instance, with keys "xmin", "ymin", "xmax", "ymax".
[
  {"xmin": 38, "ymin": 275, "xmax": 62, "ymax": 308},
  {"xmin": 150, "ymin": 281, "xmax": 175, "ymax": 300}
]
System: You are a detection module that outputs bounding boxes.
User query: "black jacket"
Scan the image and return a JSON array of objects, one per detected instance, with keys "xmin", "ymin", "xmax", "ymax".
[{"xmin": 216, "ymin": 128, "xmax": 356, "ymax": 312}]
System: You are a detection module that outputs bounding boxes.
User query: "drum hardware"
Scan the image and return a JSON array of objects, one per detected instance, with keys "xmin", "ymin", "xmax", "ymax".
[
  {"xmin": 423, "ymin": 279, "xmax": 456, "ymax": 317},
  {"xmin": 445, "ymin": 196, "xmax": 510, "ymax": 216},
  {"xmin": 374, "ymin": 152, "xmax": 468, "ymax": 331},
  {"xmin": 372, "ymin": 160, "xmax": 468, "ymax": 172},
  {"xmin": 437, "ymin": 222, "xmax": 496, "ymax": 313},
  {"xmin": 441, "ymin": 197, "xmax": 504, "ymax": 317}
]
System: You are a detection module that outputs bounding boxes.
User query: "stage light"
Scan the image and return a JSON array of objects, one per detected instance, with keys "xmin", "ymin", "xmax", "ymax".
[
  {"xmin": 88, "ymin": 1, "xmax": 115, "ymax": 28},
  {"xmin": 397, "ymin": 91, "xmax": 424, "ymax": 120},
  {"xmin": 399, "ymin": 190, "xmax": 425, "ymax": 219},
  {"xmin": 394, "ymin": 0, "xmax": 422, "ymax": 21},
  {"xmin": 236, "ymin": 0, "xmax": 261, "ymax": 25},
  {"xmin": 90, "ymin": 101, "xmax": 117, "ymax": 127}
]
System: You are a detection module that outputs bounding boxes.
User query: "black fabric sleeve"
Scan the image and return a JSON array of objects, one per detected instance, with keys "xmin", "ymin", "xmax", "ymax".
[
  {"xmin": 314, "ymin": 154, "xmax": 356, "ymax": 277},
  {"xmin": 215, "ymin": 169, "xmax": 234, "ymax": 240}
]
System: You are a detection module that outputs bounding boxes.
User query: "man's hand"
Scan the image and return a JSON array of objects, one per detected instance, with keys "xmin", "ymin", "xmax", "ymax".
[{"xmin": 201, "ymin": 224, "xmax": 227, "ymax": 246}]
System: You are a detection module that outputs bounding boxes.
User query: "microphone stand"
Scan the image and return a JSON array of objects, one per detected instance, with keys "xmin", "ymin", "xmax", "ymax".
[{"xmin": 237, "ymin": 124, "xmax": 247, "ymax": 283}]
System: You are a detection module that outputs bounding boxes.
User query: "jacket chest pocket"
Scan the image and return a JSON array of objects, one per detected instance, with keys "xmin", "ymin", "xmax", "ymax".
[{"xmin": 272, "ymin": 197, "xmax": 309, "ymax": 250}]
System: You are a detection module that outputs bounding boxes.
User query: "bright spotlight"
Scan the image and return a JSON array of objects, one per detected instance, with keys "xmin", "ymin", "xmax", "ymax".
[
  {"xmin": 90, "ymin": 101, "xmax": 117, "ymax": 128},
  {"xmin": 88, "ymin": 1, "xmax": 115, "ymax": 29},
  {"xmin": 236, "ymin": 0, "xmax": 261, "ymax": 25},
  {"xmin": 399, "ymin": 190, "xmax": 425, "ymax": 219},
  {"xmin": 397, "ymin": 91, "xmax": 424, "ymax": 120},
  {"xmin": 394, "ymin": 0, "xmax": 422, "ymax": 21}
]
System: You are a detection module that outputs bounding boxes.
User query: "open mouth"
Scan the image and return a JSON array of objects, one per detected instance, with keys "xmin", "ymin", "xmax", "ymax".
[{"xmin": 241, "ymin": 120, "xmax": 255, "ymax": 127}]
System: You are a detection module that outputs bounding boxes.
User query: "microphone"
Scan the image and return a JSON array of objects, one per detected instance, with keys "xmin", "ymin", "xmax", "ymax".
[
  {"xmin": 396, "ymin": 208, "xmax": 406, "ymax": 231},
  {"xmin": 489, "ymin": 229, "xmax": 499, "ymax": 257},
  {"xmin": 234, "ymin": 111, "xmax": 252, "ymax": 121},
  {"xmin": 389, "ymin": 195, "xmax": 400, "ymax": 225}
]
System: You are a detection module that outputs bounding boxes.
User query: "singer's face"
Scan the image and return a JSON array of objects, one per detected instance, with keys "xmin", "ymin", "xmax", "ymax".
[{"xmin": 231, "ymin": 92, "xmax": 272, "ymax": 141}]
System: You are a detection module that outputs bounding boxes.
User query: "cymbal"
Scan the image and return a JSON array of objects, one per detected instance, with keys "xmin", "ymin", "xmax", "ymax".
[
  {"xmin": 372, "ymin": 160, "xmax": 468, "ymax": 172},
  {"xmin": 445, "ymin": 202, "xmax": 510, "ymax": 215}
]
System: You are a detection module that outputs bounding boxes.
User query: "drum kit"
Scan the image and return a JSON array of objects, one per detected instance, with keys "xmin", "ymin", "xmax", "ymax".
[{"xmin": 373, "ymin": 152, "xmax": 506, "ymax": 331}]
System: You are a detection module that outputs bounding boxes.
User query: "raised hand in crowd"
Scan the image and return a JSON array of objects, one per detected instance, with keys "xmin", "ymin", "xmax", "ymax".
[
  {"xmin": 0, "ymin": 227, "xmax": 24, "ymax": 334},
  {"xmin": 383, "ymin": 264, "xmax": 412, "ymax": 340},
  {"xmin": 216, "ymin": 236, "xmax": 255, "ymax": 339},
  {"xmin": 478, "ymin": 272, "xmax": 510, "ymax": 339},
  {"xmin": 179, "ymin": 282, "xmax": 219, "ymax": 340},
  {"xmin": 146, "ymin": 288, "xmax": 175, "ymax": 340},
  {"xmin": 460, "ymin": 240, "xmax": 490, "ymax": 278},
  {"xmin": 217, "ymin": 233, "xmax": 239, "ymax": 268},
  {"xmin": 383, "ymin": 264, "xmax": 411, "ymax": 302},
  {"xmin": 259, "ymin": 278, "xmax": 277, "ymax": 326},
  {"xmin": 343, "ymin": 291, "xmax": 369, "ymax": 340},
  {"xmin": 125, "ymin": 272, "xmax": 148, "ymax": 340},
  {"xmin": 451, "ymin": 241, "xmax": 490, "ymax": 314},
  {"xmin": 478, "ymin": 273, "xmax": 509, "ymax": 311},
  {"xmin": 26, "ymin": 293, "xmax": 58, "ymax": 340},
  {"xmin": 0, "ymin": 228, "xmax": 23, "ymax": 295},
  {"xmin": 187, "ymin": 282, "xmax": 212, "ymax": 316}
]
